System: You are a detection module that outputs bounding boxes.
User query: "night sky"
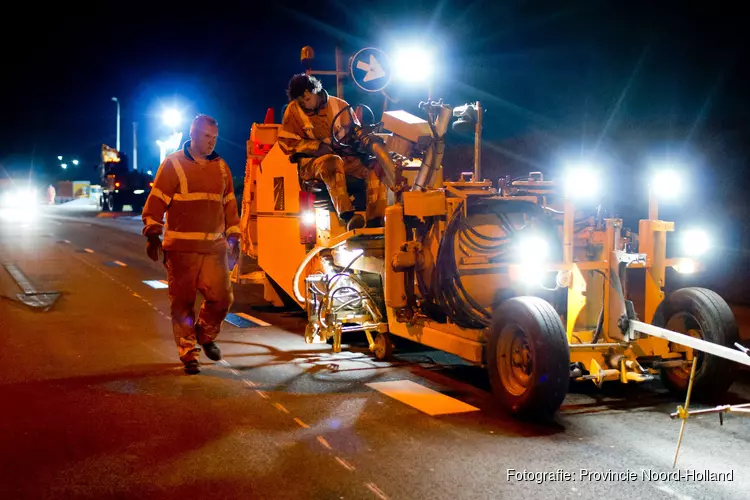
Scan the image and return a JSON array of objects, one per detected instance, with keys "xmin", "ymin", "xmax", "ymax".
[{"xmin": 3, "ymin": 0, "xmax": 748, "ymax": 223}]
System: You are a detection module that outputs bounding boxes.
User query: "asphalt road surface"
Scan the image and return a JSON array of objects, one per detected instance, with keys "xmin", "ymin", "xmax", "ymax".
[{"xmin": 1, "ymin": 205, "xmax": 749, "ymax": 500}]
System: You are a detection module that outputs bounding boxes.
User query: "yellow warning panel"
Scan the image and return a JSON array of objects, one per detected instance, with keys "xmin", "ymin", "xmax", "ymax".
[{"xmin": 366, "ymin": 380, "xmax": 480, "ymax": 416}]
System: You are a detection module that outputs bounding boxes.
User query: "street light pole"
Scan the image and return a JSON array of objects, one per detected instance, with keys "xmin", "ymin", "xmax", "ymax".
[
  {"xmin": 132, "ymin": 121, "xmax": 138, "ymax": 171},
  {"xmin": 112, "ymin": 97, "xmax": 120, "ymax": 151},
  {"xmin": 301, "ymin": 46, "xmax": 348, "ymax": 100}
]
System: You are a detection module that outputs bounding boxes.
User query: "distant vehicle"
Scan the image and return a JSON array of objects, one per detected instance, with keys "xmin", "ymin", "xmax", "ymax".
[
  {"xmin": 99, "ymin": 144, "xmax": 152, "ymax": 212},
  {"xmin": 0, "ymin": 178, "xmax": 39, "ymax": 210}
]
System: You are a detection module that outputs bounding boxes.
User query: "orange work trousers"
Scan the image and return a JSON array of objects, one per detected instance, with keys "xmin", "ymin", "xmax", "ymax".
[
  {"xmin": 299, "ymin": 154, "xmax": 386, "ymax": 221},
  {"xmin": 165, "ymin": 251, "xmax": 233, "ymax": 363}
]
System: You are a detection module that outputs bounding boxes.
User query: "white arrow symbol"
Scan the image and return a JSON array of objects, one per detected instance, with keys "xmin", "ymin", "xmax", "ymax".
[{"xmin": 356, "ymin": 55, "xmax": 386, "ymax": 82}]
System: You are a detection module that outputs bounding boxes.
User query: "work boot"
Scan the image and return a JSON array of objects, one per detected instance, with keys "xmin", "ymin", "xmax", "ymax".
[
  {"xmin": 201, "ymin": 342, "xmax": 222, "ymax": 361},
  {"xmin": 366, "ymin": 217, "xmax": 384, "ymax": 228},
  {"xmin": 346, "ymin": 214, "xmax": 366, "ymax": 231},
  {"xmin": 184, "ymin": 360, "xmax": 201, "ymax": 375}
]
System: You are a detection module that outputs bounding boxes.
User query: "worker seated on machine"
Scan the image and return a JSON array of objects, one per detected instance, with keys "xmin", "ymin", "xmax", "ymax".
[{"xmin": 278, "ymin": 73, "xmax": 386, "ymax": 231}]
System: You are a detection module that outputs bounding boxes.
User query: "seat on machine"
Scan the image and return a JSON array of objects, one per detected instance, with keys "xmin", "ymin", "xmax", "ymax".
[{"xmin": 301, "ymin": 176, "xmax": 367, "ymax": 212}]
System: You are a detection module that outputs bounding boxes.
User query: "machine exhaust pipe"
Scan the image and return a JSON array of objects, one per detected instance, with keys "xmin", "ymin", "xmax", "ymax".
[{"xmin": 412, "ymin": 103, "xmax": 453, "ymax": 191}]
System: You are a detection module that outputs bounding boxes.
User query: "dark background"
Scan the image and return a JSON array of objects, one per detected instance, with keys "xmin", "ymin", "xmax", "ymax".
[{"xmin": 2, "ymin": 1, "xmax": 749, "ymax": 298}]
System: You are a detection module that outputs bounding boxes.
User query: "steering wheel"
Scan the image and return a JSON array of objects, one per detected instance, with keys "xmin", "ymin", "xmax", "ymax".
[{"xmin": 329, "ymin": 103, "xmax": 377, "ymax": 152}]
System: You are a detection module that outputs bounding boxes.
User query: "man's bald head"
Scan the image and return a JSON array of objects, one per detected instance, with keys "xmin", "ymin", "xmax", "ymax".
[{"xmin": 189, "ymin": 114, "xmax": 219, "ymax": 158}]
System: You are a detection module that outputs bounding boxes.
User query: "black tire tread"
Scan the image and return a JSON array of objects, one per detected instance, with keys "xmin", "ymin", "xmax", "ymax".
[
  {"xmin": 488, "ymin": 296, "xmax": 570, "ymax": 420},
  {"xmin": 653, "ymin": 287, "xmax": 738, "ymax": 401}
]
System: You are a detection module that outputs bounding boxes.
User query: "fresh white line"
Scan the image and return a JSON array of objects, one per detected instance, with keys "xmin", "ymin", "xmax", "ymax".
[
  {"xmin": 335, "ymin": 456, "xmax": 356, "ymax": 471},
  {"xmin": 274, "ymin": 403, "xmax": 290, "ymax": 414},
  {"xmin": 236, "ymin": 312, "xmax": 271, "ymax": 327},
  {"xmin": 294, "ymin": 418, "xmax": 310, "ymax": 429}
]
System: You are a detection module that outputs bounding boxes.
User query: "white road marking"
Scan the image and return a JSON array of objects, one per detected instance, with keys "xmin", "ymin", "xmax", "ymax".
[
  {"xmin": 335, "ymin": 456, "xmax": 356, "ymax": 471},
  {"xmin": 317, "ymin": 436, "xmax": 332, "ymax": 450},
  {"xmin": 654, "ymin": 484, "xmax": 694, "ymax": 500},
  {"xmin": 274, "ymin": 403, "xmax": 290, "ymax": 414},
  {"xmin": 366, "ymin": 380, "xmax": 480, "ymax": 416},
  {"xmin": 365, "ymin": 482, "xmax": 389, "ymax": 500},
  {"xmin": 294, "ymin": 418, "xmax": 310, "ymax": 429},
  {"xmin": 236, "ymin": 312, "xmax": 271, "ymax": 327},
  {"xmin": 143, "ymin": 280, "xmax": 169, "ymax": 289}
]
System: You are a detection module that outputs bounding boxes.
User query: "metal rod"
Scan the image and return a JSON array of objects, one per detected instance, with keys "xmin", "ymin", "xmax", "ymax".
[
  {"xmin": 473, "ymin": 101, "xmax": 482, "ymax": 182},
  {"xmin": 670, "ymin": 402, "xmax": 750, "ymax": 419},
  {"xmin": 563, "ymin": 200, "xmax": 574, "ymax": 265},
  {"xmin": 671, "ymin": 405, "xmax": 730, "ymax": 419},
  {"xmin": 335, "ymin": 46, "xmax": 344, "ymax": 99},
  {"xmin": 632, "ymin": 320, "xmax": 750, "ymax": 368},
  {"xmin": 648, "ymin": 192, "xmax": 658, "ymax": 220},
  {"xmin": 673, "ymin": 358, "xmax": 698, "ymax": 467},
  {"xmin": 569, "ymin": 343, "xmax": 629, "ymax": 351}
]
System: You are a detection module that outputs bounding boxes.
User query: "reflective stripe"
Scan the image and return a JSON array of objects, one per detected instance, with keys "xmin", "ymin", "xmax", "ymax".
[
  {"xmin": 278, "ymin": 130, "xmax": 301, "ymax": 140},
  {"xmin": 144, "ymin": 217, "xmax": 163, "ymax": 227},
  {"xmin": 220, "ymin": 160, "xmax": 228, "ymax": 196},
  {"xmin": 150, "ymin": 187, "xmax": 172, "ymax": 205},
  {"xmin": 226, "ymin": 225, "xmax": 241, "ymax": 235},
  {"xmin": 224, "ymin": 192, "xmax": 236, "ymax": 204},
  {"xmin": 170, "ymin": 157, "xmax": 188, "ymax": 194},
  {"xmin": 173, "ymin": 192, "xmax": 223, "ymax": 202},
  {"xmin": 165, "ymin": 230, "xmax": 223, "ymax": 241}
]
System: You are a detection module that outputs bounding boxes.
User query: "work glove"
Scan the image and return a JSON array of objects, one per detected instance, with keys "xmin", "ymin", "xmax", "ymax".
[
  {"xmin": 146, "ymin": 234, "xmax": 163, "ymax": 262},
  {"xmin": 227, "ymin": 235, "xmax": 240, "ymax": 268}
]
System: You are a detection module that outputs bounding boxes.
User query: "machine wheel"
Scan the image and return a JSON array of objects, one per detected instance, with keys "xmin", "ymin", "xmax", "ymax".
[
  {"xmin": 653, "ymin": 287, "xmax": 739, "ymax": 401},
  {"xmin": 372, "ymin": 332, "xmax": 393, "ymax": 361},
  {"xmin": 487, "ymin": 296, "xmax": 570, "ymax": 420},
  {"xmin": 106, "ymin": 194, "xmax": 119, "ymax": 212}
]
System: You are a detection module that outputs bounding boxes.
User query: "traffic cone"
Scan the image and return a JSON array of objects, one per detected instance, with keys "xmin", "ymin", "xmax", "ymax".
[{"xmin": 263, "ymin": 108, "xmax": 275, "ymax": 124}]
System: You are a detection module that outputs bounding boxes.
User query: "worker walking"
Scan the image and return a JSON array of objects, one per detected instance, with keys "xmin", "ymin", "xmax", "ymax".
[
  {"xmin": 142, "ymin": 114, "xmax": 241, "ymax": 375},
  {"xmin": 278, "ymin": 74, "xmax": 387, "ymax": 230}
]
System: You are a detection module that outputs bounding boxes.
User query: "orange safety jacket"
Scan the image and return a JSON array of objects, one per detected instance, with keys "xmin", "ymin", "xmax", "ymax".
[
  {"xmin": 277, "ymin": 91, "xmax": 352, "ymax": 160},
  {"xmin": 142, "ymin": 141, "xmax": 241, "ymax": 254}
]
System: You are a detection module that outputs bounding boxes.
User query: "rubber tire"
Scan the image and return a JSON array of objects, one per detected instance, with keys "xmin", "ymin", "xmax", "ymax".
[
  {"xmin": 487, "ymin": 296, "xmax": 570, "ymax": 421},
  {"xmin": 653, "ymin": 287, "xmax": 739, "ymax": 401},
  {"xmin": 372, "ymin": 332, "xmax": 393, "ymax": 361}
]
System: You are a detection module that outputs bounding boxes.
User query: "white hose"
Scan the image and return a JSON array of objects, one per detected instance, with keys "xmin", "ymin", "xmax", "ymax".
[{"xmin": 292, "ymin": 241, "xmax": 346, "ymax": 303}]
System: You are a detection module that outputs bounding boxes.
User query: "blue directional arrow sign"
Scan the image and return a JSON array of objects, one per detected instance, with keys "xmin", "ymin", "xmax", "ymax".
[{"xmin": 350, "ymin": 47, "xmax": 392, "ymax": 93}]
